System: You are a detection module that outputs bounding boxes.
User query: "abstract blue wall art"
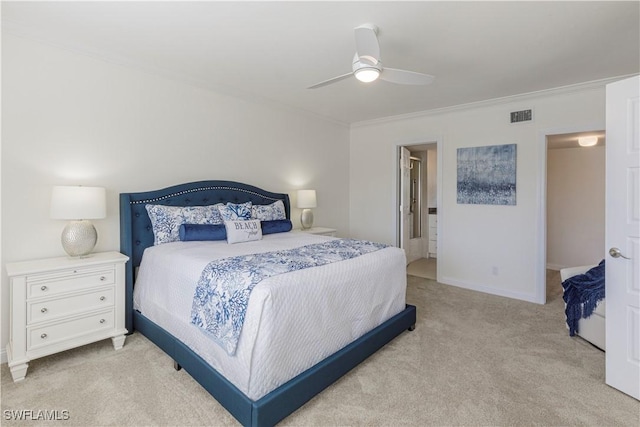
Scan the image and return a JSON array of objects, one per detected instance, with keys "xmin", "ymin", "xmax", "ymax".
[{"xmin": 457, "ymin": 144, "xmax": 517, "ymax": 205}]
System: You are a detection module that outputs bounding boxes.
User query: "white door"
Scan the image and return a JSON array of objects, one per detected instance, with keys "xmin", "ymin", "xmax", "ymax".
[
  {"xmin": 605, "ymin": 75, "xmax": 640, "ymax": 400},
  {"xmin": 399, "ymin": 147, "xmax": 412, "ymax": 261}
]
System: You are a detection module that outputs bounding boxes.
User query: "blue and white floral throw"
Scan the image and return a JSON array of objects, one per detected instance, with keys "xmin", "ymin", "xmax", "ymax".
[{"xmin": 191, "ymin": 238, "xmax": 387, "ymax": 355}]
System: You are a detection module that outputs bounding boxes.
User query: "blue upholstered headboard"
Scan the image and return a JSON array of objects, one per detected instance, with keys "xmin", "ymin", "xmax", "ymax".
[{"xmin": 119, "ymin": 180, "xmax": 291, "ymax": 332}]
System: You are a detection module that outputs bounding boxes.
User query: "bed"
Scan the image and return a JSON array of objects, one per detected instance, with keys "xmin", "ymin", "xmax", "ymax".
[{"xmin": 120, "ymin": 180, "xmax": 416, "ymax": 426}]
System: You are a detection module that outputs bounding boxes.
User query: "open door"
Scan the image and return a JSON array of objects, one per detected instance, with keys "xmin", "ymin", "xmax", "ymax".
[
  {"xmin": 399, "ymin": 147, "xmax": 411, "ymax": 261},
  {"xmin": 605, "ymin": 75, "xmax": 640, "ymax": 400}
]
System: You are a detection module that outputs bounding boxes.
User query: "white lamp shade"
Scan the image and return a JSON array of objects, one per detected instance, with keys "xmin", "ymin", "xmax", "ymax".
[
  {"xmin": 296, "ymin": 190, "xmax": 317, "ymax": 209},
  {"xmin": 50, "ymin": 186, "xmax": 107, "ymax": 220}
]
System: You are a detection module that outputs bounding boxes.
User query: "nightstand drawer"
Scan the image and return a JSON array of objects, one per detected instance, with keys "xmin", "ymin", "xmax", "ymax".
[
  {"xmin": 27, "ymin": 309, "xmax": 115, "ymax": 351},
  {"xmin": 27, "ymin": 267, "xmax": 115, "ymax": 298},
  {"xmin": 28, "ymin": 287, "xmax": 115, "ymax": 324}
]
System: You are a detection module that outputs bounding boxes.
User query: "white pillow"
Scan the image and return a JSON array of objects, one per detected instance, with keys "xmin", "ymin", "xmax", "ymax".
[{"xmin": 224, "ymin": 219, "xmax": 263, "ymax": 244}]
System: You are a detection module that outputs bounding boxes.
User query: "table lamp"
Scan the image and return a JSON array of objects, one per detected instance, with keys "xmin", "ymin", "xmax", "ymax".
[
  {"xmin": 296, "ymin": 189, "xmax": 317, "ymax": 229},
  {"xmin": 50, "ymin": 186, "xmax": 106, "ymax": 257}
]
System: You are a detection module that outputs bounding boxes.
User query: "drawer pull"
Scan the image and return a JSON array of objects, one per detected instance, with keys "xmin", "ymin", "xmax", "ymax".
[
  {"xmin": 100, "ymin": 296, "xmax": 106, "ymax": 301},
  {"xmin": 41, "ymin": 285, "xmax": 48, "ymax": 291},
  {"xmin": 40, "ymin": 308, "xmax": 48, "ymax": 313},
  {"xmin": 100, "ymin": 319, "xmax": 106, "ymax": 324},
  {"xmin": 40, "ymin": 333, "xmax": 48, "ymax": 339},
  {"xmin": 99, "ymin": 276, "xmax": 106, "ymax": 281}
]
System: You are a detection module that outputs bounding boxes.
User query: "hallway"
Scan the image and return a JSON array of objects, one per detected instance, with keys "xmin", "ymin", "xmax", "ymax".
[{"xmin": 407, "ymin": 257, "xmax": 436, "ymax": 280}]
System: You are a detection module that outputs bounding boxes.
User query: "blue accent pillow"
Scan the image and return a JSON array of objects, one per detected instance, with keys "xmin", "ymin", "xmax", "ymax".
[
  {"xmin": 261, "ymin": 219, "xmax": 293, "ymax": 235},
  {"xmin": 179, "ymin": 224, "xmax": 227, "ymax": 241}
]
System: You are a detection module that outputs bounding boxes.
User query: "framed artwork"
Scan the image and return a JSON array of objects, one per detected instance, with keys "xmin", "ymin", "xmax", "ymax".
[{"xmin": 457, "ymin": 143, "xmax": 517, "ymax": 205}]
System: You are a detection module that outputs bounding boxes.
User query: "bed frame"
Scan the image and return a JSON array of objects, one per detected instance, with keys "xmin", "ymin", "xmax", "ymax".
[{"xmin": 120, "ymin": 180, "xmax": 416, "ymax": 427}]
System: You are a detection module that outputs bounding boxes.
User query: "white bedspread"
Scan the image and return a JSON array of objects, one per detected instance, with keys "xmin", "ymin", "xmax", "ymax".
[{"xmin": 133, "ymin": 232, "xmax": 406, "ymax": 401}]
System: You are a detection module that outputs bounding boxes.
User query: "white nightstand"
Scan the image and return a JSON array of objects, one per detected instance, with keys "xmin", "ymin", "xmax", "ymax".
[
  {"xmin": 5, "ymin": 251, "xmax": 129, "ymax": 381},
  {"xmin": 295, "ymin": 227, "xmax": 337, "ymax": 237}
]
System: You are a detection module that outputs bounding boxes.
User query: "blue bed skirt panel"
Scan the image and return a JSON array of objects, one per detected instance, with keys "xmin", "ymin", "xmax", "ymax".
[{"xmin": 133, "ymin": 305, "xmax": 416, "ymax": 427}]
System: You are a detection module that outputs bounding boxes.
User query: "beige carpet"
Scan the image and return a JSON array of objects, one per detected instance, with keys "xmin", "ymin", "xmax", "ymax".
[{"xmin": 2, "ymin": 272, "xmax": 638, "ymax": 426}]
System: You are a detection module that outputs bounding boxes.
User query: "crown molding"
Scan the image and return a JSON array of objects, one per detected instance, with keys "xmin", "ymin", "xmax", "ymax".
[{"xmin": 351, "ymin": 74, "xmax": 639, "ymax": 129}]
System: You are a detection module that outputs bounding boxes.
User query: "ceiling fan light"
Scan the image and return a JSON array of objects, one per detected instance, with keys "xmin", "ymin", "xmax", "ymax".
[
  {"xmin": 578, "ymin": 136, "xmax": 598, "ymax": 147},
  {"xmin": 355, "ymin": 68, "xmax": 380, "ymax": 83}
]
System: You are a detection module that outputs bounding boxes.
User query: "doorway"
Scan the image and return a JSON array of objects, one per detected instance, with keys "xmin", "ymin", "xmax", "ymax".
[
  {"xmin": 545, "ymin": 130, "xmax": 606, "ymax": 306},
  {"xmin": 398, "ymin": 141, "xmax": 439, "ymax": 280}
]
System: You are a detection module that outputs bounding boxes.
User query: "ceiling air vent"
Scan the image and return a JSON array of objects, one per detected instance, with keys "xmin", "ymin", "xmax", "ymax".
[{"xmin": 510, "ymin": 109, "xmax": 532, "ymax": 123}]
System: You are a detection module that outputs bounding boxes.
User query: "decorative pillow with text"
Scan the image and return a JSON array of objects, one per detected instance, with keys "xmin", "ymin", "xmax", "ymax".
[{"xmin": 224, "ymin": 219, "xmax": 263, "ymax": 244}]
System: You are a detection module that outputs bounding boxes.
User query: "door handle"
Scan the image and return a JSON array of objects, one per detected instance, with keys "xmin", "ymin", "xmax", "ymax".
[{"xmin": 609, "ymin": 247, "xmax": 630, "ymax": 260}]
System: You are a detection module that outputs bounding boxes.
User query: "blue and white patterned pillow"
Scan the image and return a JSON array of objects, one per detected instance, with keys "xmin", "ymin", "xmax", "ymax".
[
  {"xmin": 217, "ymin": 202, "xmax": 253, "ymax": 221},
  {"xmin": 145, "ymin": 204, "xmax": 223, "ymax": 245},
  {"xmin": 252, "ymin": 200, "xmax": 286, "ymax": 221},
  {"xmin": 182, "ymin": 205, "xmax": 223, "ymax": 225}
]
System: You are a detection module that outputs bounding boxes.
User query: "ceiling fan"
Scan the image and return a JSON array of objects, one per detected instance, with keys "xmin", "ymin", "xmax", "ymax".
[{"xmin": 308, "ymin": 24, "xmax": 435, "ymax": 89}]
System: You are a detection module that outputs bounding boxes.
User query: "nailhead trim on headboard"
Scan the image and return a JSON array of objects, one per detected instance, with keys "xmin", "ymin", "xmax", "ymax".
[{"xmin": 130, "ymin": 186, "xmax": 281, "ymax": 205}]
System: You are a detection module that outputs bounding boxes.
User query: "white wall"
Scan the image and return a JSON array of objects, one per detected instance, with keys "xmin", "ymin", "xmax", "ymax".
[
  {"xmin": 1, "ymin": 34, "xmax": 350, "ymax": 360},
  {"xmin": 547, "ymin": 146, "xmax": 605, "ymax": 269},
  {"xmin": 349, "ymin": 86, "xmax": 606, "ymax": 303}
]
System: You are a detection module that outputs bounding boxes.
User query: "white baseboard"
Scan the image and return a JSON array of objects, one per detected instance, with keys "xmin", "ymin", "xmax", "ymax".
[
  {"xmin": 1, "ymin": 348, "xmax": 7, "ymax": 365},
  {"xmin": 439, "ymin": 275, "xmax": 541, "ymax": 304},
  {"xmin": 546, "ymin": 263, "xmax": 565, "ymax": 271}
]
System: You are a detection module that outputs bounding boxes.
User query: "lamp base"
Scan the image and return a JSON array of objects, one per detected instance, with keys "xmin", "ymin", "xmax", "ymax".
[
  {"xmin": 300, "ymin": 209, "xmax": 314, "ymax": 230},
  {"xmin": 61, "ymin": 220, "xmax": 97, "ymax": 257}
]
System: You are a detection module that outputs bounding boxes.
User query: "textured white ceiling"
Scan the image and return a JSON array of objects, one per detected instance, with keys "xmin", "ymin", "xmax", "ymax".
[{"xmin": 3, "ymin": 1, "xmax": 639, "ymax": 125}]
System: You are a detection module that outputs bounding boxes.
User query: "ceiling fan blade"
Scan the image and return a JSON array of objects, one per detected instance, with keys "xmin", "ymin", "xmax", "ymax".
[
  {"xmin": 380, "ymin": 67, "xmax": 435, "ymax": 85},
  {"xmin": 307, "ymin": 72, "xmax": 353, "ymax": 89},
  {"xmin": 354, "ymin": 24, "xmax": 380, "ymax": 63}
]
